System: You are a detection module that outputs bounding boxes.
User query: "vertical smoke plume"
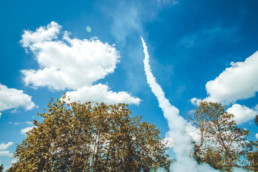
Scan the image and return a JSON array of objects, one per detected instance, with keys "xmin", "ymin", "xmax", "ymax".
[{"xmin": 141, "ymin": 37, "xmax": 237, "ymax": 172}]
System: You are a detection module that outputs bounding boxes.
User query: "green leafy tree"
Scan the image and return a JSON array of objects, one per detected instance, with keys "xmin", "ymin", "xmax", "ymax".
[
  {"xmin": 192, "ymin": 102, "xmax": 249, "ymax": 171},
  {"xmin": 8, "ymin": 97, "xmax": 169, "ymax": 172}
]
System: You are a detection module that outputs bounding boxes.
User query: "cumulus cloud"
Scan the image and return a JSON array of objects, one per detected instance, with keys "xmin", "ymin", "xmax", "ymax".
[
  {"xmin": 21, "ymin": 22, "xmax": 61, "ymax": 48},
  {"xmin": 65, "ymin": 84, "xmax": 140, "ymax": 105},
  {"xmin": 199, "ymin": 51, "xmax": 258, "ymax": 104},
  {"xmin": 21, "ymin": 22, "xmax": 140, "ymax": 105},
  {"xmin": 0, "ymin": 142, "xmax": 13, "ymax": 157},
  {"xmin": 21, "ymin": 126, "xmax": 34, "ymax": 135},
  {"xmin": 191, "ymin": 51, "xmax": 258, "ymax": 124},
  {"xmin": 227, "ymin": 104, "xmax": 258, "ymax": 124},
  {"xmin": 0, "ymin": 84, "xmax": 35, "ymax": 113},
  {"xmin": 256, "ymin": 133, "xmax": 258, "ymax": 140},
  {"xmin": 0, "ymin": 142, "xmax": 13, "ymax": 151}
]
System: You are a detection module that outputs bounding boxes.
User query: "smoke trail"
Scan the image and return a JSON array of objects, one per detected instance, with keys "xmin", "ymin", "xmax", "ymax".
[
  {"xmin": 141, "ymin": 37, "xmax": 219, "ymax": 172},
  {"xmin": 141, "ymin": 37, "xmax": 249, "ymax": 172},
  {"xmin": 142, "ymin": 37, "xmax": 199, "ymax": 171}
]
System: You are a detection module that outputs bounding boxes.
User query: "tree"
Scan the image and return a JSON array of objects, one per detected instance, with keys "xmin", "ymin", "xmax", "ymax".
[
  {"xmin": 8, "ymin": 97, "xmax": 170, "ymax": 172},
  {"xmin": 192, "ymin": 102, "xmax": 249, "ymax": 171},
  {"xmin": 247, "ymin": 142, "xmax": 258, "ymax": 172},
  {"xmin": 249, "ymin": 116, "xmax": 258, "ymax": 171},
  {"xmin": 0, "ymin": 164, "xmax": 3, "ymax": 172}
]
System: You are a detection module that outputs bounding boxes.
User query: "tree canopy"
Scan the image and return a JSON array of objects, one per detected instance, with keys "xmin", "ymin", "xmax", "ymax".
[
  {"xmin": 192, "ymin": 102, "xmax": 250, "ymax": 171},
  {"xmin": 8, "ymin": 98, "xmax": 170, "ymax": 172}
]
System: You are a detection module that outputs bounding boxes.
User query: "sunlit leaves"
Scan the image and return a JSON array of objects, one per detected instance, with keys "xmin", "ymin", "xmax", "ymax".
[
  {"xmin": 8, "ymin": 97, "xmax": 169, "ymax": 171},
  {"xmin": 192, "ymin": 102, "xmax": 250, "ymax": 170}
]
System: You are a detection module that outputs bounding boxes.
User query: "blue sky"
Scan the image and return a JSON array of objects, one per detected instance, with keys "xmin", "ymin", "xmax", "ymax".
[{"xmin": 0, "ymin": 0, "xmax": 258, "ymax": 169}]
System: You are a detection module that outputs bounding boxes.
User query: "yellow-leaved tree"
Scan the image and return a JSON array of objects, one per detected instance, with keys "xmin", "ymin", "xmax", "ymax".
[
  {"xmin": 8, "ymin": 97, "xmax": 170, "ymax": 172},
  {"xmin": 192, "ymin": 102, "xmax": 251, "ymax": 171}
]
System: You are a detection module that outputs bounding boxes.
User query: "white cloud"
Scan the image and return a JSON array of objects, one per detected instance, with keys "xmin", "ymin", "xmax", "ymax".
[
  {"xmin": 227, "ymin": 104, "xmax": 258, "ymax": 124},
  {"xmin": 191, "ymin": 51, "xmax": 258, "ymax": 124},
  {"xmin": 0, "ymin": 142, "xmax": 13, "ymax": 157},
  {"xmin": 256, "ymin": 133, "xmax": 258, "ymax": 140},
  {"xmin": 21, "ymin": 22, "xmax": 140, "ymax": 105},
  {"xmin": 65, "ymin": 84, "xmax": 140, "ymax": 105},
  {"xmin": 157, "ymin": 0, "xmax": 179, "ymax": 5},
  {"xmin": 204, "ymin": 51, "xmax": 258, "ymax": 104},
  {"xmin": 21, "ymin": 21, "xmax": 61, "ymax": 48},
  {"xmin": 190, "ymin": 97, "xmax": 202, "ymax": 106},
  {"xmin": 0, "ymin": 84, "xmax": 35, "ymax": 113},
  {"xmin": 21, "ymin": 126, "xmax": 34, "ymax": 135},
  {"xmin": 0, "ymin": 142, "xmax": 13, "ymax": 151},
  {"xmin": 26, "ymin": 121, "xmax": 33, "ymax": 125},
  {"xmin": 0, "ymin": 151, "xmax": 13, "ymax": 157}
]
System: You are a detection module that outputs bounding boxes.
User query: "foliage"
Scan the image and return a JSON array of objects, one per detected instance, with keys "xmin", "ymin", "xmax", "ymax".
[
  {"xmin": 247, "ymin": 141, "xmax": 258, "ymax": 172},
  {"xmin": 192, "ymin": 102, "xmax": 250, "ymax": 170},
  {"xmin": 8, "ymin": 98, "xmax": 169, "ymax": 172},
  {"xmin": 0, "ymin": 164, "xmax": 3, "ymax": 172},
  {"xmin": 247, "ymin": 150, "xmax": 258, "ymax": 171},
  {"xmin": 202, "ymin": 147, "xmax": 223, "ymax": 169}
]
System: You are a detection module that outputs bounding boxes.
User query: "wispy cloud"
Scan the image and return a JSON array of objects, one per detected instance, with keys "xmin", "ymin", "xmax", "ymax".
[
  {"xmin": 179, "ymin": 26, "xmax": 239, "ymax": 49},
  {"xmin": 110, "ymin": 5, "xmax": 142, "ymax": 44},
  {"xmin": 157, "ymin": 0, "xmax": 179, "ymax": 5}
]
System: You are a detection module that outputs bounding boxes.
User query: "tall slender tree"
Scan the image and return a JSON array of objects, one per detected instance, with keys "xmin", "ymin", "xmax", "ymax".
[{"xmin": 192, "ymin": 102, "xmax": 249, "ymax": 171}]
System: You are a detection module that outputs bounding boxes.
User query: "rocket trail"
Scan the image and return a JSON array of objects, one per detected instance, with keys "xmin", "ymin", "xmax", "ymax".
[{"xmin": 141, "ymin": 37, "xmax": 219, "ymax": 172}]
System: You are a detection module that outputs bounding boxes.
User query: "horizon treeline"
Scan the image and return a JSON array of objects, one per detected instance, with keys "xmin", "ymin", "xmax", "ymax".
[
  {"xmin": 8, "ymin": 97, "xmax": 170, "ymax": 172},
  {"xmin": 6, "ymin": 98, "xmax": 258, "ymax": 172}
]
